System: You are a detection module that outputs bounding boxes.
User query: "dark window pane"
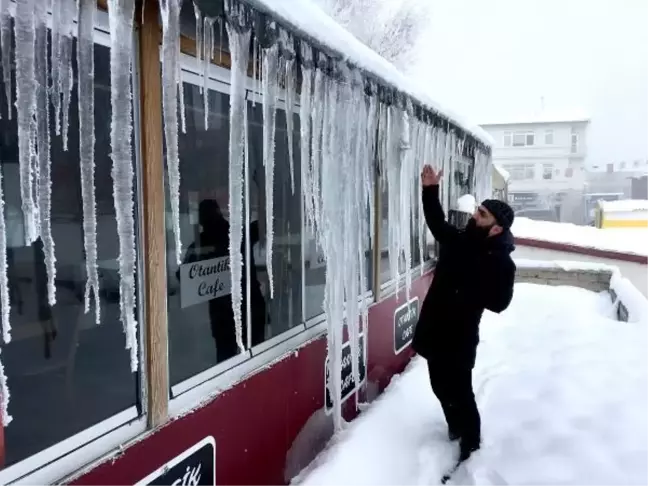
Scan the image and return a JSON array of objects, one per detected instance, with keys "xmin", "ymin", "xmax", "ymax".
[
  {"xmin": 248, "ymin": 103, "xmax": 302, "ymax": 334},
  {"xmin": 0, "ymin": 39, "xmax": 139, "ymax": 467}
]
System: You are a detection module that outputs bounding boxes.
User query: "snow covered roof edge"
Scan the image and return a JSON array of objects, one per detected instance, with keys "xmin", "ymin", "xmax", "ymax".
[{"xmin": 236, "ymin": 0, "xmax": 494, "ymax": 149}]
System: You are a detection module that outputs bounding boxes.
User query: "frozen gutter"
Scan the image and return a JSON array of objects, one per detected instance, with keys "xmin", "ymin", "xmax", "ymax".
[{"xmin": 233, "ymin": 0, "xmax": 493, "ymax": 150}]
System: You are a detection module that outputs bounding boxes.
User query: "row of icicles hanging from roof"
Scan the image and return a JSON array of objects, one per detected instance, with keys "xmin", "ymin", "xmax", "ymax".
[
  {"xmin": 0, "ymin": 0, "xmax": 481, "ymax": 429},
  {"xmin": 180, "ymin": 0, "xmax": 478, "ymax": 430}
]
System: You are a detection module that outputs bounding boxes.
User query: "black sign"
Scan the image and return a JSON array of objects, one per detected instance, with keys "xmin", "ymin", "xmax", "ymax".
[
  {"xmin": 136, "ymin": 437, "xmax": 215, "ymax": 486},
  {"xmin": 394, "ymin": 298, "xmax": 419, "ymax": 354},
  {"xmin": 325, "ymin": 334, "xmax": 366, "ymax": 414}
]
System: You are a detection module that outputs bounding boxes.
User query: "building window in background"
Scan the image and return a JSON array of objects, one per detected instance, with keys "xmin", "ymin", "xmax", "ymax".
[
  {"xmin": 565, "ymin": 167, "xmax": 574, "ymax": 178},
  {"xmin": 503, "ymin": 132, "xmax": 511, "ymax": 147},
  {"xmin": 512, "ymin": 131, "xmax": 534, "ymax": 147},
  {"xmin": 544, "ymin": 129, "xmax": 553, "ymax": 144},
  {"xmin": 507, "ymin": 164, "xmax": 535, "ymax": 181},
  {"xmin": 543, "ymin": 164, "xmax": 553, "ymax": 180},
  {"xmin": 571, "ymin": 131, "xmax": 579, "ymax": 153}
]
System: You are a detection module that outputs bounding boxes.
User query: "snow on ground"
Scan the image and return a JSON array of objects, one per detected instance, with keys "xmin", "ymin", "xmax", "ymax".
[
  {"xmin": 294, "ymin": 284, "xmax": 648, "ymax": 485},
  {"xmin": 512, "ymin": 217, "xmax": 648, "ymax": 257}
]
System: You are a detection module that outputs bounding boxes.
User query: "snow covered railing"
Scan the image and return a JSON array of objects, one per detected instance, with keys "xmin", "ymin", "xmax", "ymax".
[
  {"xmin": 515, "ymin": 259, "xmax": 613, "ymax": 294},
  {"xmin": 514, "ymin": 259, "xmax": 648, "ymax": 324}
]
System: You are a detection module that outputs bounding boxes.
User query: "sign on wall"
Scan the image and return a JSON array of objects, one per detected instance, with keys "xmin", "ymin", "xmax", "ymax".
[
  {"xmin": 136, "ymin": 436, "xmax": 216, "ymax": 485},
  {"xmin": 179, "ymin": 256, "xmax": 232, "ymax": 308},
  {"xmin": 394, "ymin": 298, "xmax": 419, "ymax": 355},
  {"xmin": 324, "ymin": 334, "xmax": 366, "ymax": 414}
]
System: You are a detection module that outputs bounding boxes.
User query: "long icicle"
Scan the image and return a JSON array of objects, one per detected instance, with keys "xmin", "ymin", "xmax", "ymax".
[
  {"xmin": 261, "ymin": 41, "xmax": 279, "ymax": 299},
  {"xmin": 78, "ymin": 0, "xmax": 100, "ymax": 322},
  {"xmin": 0, "ymin": 0, "xmax": 11, "ymax": 119},
  {"xmin": 0, "ymin": 159, "xmax": 10, "ymax": 344},
  {"xmin": 107, "ymin": 0, "xmax": 138, "ymax": 371},
  {"xmin": 35, "ymin": 0, "xmax": 56, "ymax": 307},
  {"xmin": 159, "ymin": 0, "xmax": 183, "ymax": 265},
  {"xmin": 224, "ymin": 5, "xmax": 251, "ymax": 353},
  {"xmin": 14, "ymin": 0, "xmax": 37, "ymax": 245}
]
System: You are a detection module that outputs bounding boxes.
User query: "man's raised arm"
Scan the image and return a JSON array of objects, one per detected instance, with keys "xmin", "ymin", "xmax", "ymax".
[{"xmin": 421, "ymin": 165, "xmax": 459, "ymax": 246}]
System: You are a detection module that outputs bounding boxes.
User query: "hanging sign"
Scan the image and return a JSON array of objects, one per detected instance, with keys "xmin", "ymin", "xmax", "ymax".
[
  {"xmin": 394, "ymin": 297, "xmax": 419, "ymax": 354},
  {"xmin": 324, "ymin": 334, "xmax": 367, "ymax": 415},
  {"xmin": 136, "ymin": 436, "xmax": 216, "ymax": 485},
  {"xmin": 179, "ymin": 256, "xmax": 232, "ymax": 308}
]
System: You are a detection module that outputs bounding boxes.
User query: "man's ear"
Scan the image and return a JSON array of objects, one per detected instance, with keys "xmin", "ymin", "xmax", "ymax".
[{"xmin": 489, "ymin": 225, "xmax": 503, "ymax": 237}]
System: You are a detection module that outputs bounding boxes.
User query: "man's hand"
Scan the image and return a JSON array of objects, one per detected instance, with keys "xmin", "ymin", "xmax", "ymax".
[{"xmin": 421, "ymin": 165, "xmax": 443, "ymax": 187}]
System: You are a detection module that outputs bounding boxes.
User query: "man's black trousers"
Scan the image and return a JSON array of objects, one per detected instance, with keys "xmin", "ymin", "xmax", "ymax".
[{"xmin": 426, "ymin": 358, "xmax": 481, "ymax": 449}]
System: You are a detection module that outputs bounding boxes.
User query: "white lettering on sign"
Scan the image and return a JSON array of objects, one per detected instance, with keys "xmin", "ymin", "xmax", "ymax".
[
  {"xmin": 180, "ymin": 256, "xmax": 232, "ymax": 308},
  {"xmin": 171, "ymin": 464, "xmax": 202, "ymax": 486}
]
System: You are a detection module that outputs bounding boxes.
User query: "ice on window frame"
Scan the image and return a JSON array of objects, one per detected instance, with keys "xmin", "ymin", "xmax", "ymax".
[
  {"xmin": 202, "ymin": 16, "xmax": 214, "ymax": 130},
  {"xmin": 160, "ymin": 0, "xmax": 183, "ymax": 265},
  {"xmin": 108, "ymin": 0, "xmax": 139, "ymax": 372},
  {"xmin": 78, "ymin": 0, "xmax": 100, "ymax": 322},
  {"xmin": 279, "ymin": 29, "xmax": 296, "ymax": 194},
  {"xmin": 224, "ymin": 1, "xmax": 252, "ymax": 354}
]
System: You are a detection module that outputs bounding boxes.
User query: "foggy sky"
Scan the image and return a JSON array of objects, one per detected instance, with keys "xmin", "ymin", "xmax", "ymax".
[{"xmin": 406, "ymin": 0, "xmax": 648, "ymax": 168}]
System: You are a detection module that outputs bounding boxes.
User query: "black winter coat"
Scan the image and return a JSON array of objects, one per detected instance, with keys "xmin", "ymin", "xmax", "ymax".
[{"xmin": 412, "ymin": 185, "xmax": 516, "ymax": 367}]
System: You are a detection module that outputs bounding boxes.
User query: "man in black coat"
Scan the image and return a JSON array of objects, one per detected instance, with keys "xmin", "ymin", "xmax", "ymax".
[{"xmin": 412, "ymin": 165, "xmax": 516, "ymax": 462}]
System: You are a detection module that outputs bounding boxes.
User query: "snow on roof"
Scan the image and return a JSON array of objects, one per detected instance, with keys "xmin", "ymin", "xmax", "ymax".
[
  {"xmin": 480, "ymin": 109, "xmax": 590, "ymax": 127},
  {"xmin": 494, "ymin": 163, "xmax": 510, "ymax": 182},
  {"xmin": 598, "ymin": 199, "xmax": 648, "ymax": 212},
  {"xmin": 243, "ymin": 0, "xmax": 493, "ymax": 147},
  {"xmin": 512, "ymin": 217, "xmax": 648, "ymax": 257}
]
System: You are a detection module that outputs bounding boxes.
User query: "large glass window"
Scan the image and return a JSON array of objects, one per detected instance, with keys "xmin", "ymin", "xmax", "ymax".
[
  {"xmin": 167, "ymin": 77, "xmax": 313, "ymax": 387},
  {"xmin": 0, "ymin": 37, "xmax": 140, "ymax": 467}
]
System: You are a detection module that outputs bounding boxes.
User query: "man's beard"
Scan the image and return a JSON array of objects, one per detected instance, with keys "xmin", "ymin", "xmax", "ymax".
[{"xmin": 465, "ymin": 217, "xmax": 493, "ymax": 240}]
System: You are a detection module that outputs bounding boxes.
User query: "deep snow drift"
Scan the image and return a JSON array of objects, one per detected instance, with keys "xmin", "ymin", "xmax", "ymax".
[{"xmin": 294, "ymin": 283, "xmax": 648, "ymax": 485}]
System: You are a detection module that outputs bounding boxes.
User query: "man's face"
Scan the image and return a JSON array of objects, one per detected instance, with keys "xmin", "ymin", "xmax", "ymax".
[{"xmin": 472, "ymin": 205, "xmax": 503, "ymax": 237}]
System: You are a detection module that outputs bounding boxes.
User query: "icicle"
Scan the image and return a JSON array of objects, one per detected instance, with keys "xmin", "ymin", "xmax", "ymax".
[
  {"xmin": 108, "ymin": 0, "xmax": 138, "ymax": 372},
  {"xmin": 0, "ymin": 160, "xmax": 10, "ymax": 344},
  {"xmin": 224, "ymin": 5, "xmax": 251, "ymax": 353},
  {"xmin": 281, "ymin": 31, "xmax": 296, "ymax": 195},
  {"xmin": 14, "ymin": 0, "xmax": 38, "ymax": 245},
  {"xmin": 0, "ymin": 348, "xmax": 11, "ymax": 426},
  {"xmin": 251, "ymin": 35, "xmax": 258, "ymax": 106},
  {"xmin": 299, "ymin": 42, "xmax": 313, "ymax": 230},
  {"xmin": 261, "ymin": 40, "xmax": 279, "ymax": 299},
  {"xmin": 193, "ymin": 1, "xmax": 202, "ymax": 90},
  {"xmin": 0, "ymin": 0, "xmax": 11, "ymax": 120},
  {"xmin": 34, "ymin": 0, "xmax": 56, "ymax": 307},
  {"xmin": 202, "ymin": 17, "xmax": 214, "ymax": 130},
  {"xmin": 244, "ymin": 94, "xmax": 252, "ymax": 350},
  {"xmin": 78, "ymin": 0, "xmax": 100, "ymax": 322},
  {"xmin": 62, "ymin": 0, "xmax": 76, "ymax": 151},
  {"xmin": 160, "ymin": 0, "xmax": 183, "ymax": 265}
]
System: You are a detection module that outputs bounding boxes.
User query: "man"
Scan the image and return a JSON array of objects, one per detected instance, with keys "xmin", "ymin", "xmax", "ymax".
[{"xmin": 412, "ymin": 165, "xmax": 516, "ymax": 463}]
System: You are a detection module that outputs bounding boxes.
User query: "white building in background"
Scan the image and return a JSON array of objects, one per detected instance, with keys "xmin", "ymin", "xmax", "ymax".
[{"xmin": 480, "ymin": 112, "xmax": 590, "ymax": 223}]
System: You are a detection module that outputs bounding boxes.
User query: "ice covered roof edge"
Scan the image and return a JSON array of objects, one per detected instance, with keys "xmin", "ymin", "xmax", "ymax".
[{"xmin": 235, "ymin": 0, "xmax": 494, "ymax": 149}]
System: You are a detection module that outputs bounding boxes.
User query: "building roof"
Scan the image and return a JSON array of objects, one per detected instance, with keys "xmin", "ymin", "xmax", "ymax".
[
  {"xmin": 480, "ymin": 110, "xmax": 590, "ymax": 127},
  {"xmin": 238, "ymin": 0, "xmax": 493, "ymax": 147},
  {"xmin": 598, "ymin": 199, "xmax": 648, "ymax": 212}
]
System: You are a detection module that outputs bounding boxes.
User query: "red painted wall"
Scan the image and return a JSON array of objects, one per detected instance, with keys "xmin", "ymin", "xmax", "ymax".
[{"xmin": 73, "ymin": 273, "xmax": 432, "ymax": 485}]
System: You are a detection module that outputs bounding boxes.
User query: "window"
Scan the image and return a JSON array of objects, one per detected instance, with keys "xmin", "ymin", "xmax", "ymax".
[
  {"xmin": 565, "ymin": 167, "xmax": 574, "ymax": 178},
  {"xmin": 166, "ymin": 80, "xmax": 307, "ymax": 385},
  {"xmin": 0, "ymin": 39, "xmax": 140, "ymax": 467},
  {"xmin": 512, "ymin": 131, "xmax": 534, "ymax": 147},
  {"xmin": 503, "ymin": 132, "xmax": 511, "ymax": 147},
  {"xmin": 571, "ymin": 131, "xmax": 579, "ymax": 154},
  {"xmin": 544, "ymin": 130, "xmax": 553, "ymax": 145},
  {"xmin": 542, "ymin": 164, "xmax": 554, "ymax": 180},
  {"xmin": 507, "ymin": 164, "xmax": 535, "ymax": 180}
]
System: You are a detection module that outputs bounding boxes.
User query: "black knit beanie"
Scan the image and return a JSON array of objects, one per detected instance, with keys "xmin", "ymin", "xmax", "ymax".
[{"xmin": 481, "ymin": 199, "xmax": 515, "ymax": 230}]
